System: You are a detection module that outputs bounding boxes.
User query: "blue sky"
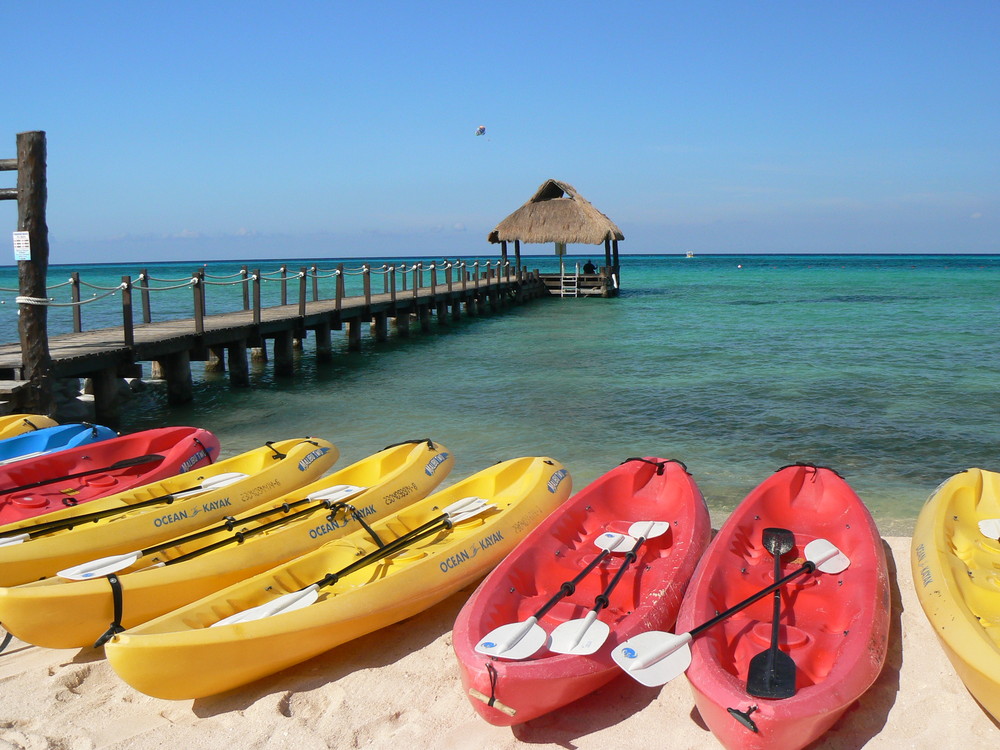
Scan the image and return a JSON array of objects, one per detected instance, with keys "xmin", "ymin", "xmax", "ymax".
[{"xmin": 3, "ymin": 1, "xmax": 998, "ymax": 263}]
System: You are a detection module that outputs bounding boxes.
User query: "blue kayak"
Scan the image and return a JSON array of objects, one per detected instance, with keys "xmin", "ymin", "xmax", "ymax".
[{"xmin": 0, "ymin": 423, "xmax": 118, "ymax": 465}]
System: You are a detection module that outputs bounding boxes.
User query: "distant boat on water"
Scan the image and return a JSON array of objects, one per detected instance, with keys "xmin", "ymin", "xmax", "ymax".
[{"xmin": 685, "ymin": 251, "xmax": 695, "ymax": 258}]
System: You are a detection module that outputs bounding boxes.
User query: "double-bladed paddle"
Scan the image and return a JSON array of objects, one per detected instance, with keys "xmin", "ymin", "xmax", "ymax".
[
  {"xmin": 746, "ymin": 528, "xmax": 797, "ymax": 698},
  {"xmin": 0, "ymin": 453, "xmax": 164, "ymax": 496},
  {"xmin": 547, "ymin": 521, "xmax": 671, "ymax": 655},
  {"xmin": 56, "ymin": 484, "xmax": 369, "ymax": 580},
  {"xmin": 0, "ymin": 471, "xmax": 249, "ymax": 547},
  {"xmin": 208, "ymin": 496, "xmax": 494, "ymax": 627},
  {"xmin": 612, "ymin": 538, "xmax": 850, "ymax": 687},
  {"xmin": 475, "ymin": 522, "xmax": 669, "ymax": 660}
]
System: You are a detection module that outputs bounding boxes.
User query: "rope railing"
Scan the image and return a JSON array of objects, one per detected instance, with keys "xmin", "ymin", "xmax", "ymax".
[{"xmin": 1, "ymin": 258, "xmax": 534, "ymax": 342}]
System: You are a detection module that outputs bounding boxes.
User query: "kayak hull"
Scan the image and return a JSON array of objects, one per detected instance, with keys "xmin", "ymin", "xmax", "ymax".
[
  {"xmin": 0, "ymin": 423, "xmax": 117, "ymax": 464},
  {"xmin": 0, "ymin": 439, "xmax": 452, "ymax": 648},
  {"xmin": 0, "ymin": 437, "xmax": 336, "ymax": 586},
  {"xmin": 676, "ymin": 464, "xmax": 889, "ymax": 750},
  {"xmin": 453, "ymin": 458, "xmax": 711, "ymax": 725},
  {"xmin": 0, "ymin": 414, "xmax": 58, "ymax": 440},
  {"xmin": 911, "ymin": 468, "xmax": 1000, "ymax": 720},
  {"xmin": 106, "ymin": 456, "xmax": 571, "ymax": 700},
  {"xmin": 0, "ymin": 426, "xmax": 219, "ymax": 526}
]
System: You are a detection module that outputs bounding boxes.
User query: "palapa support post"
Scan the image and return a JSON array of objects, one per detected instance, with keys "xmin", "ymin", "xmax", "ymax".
[
  {"xmin": 227, "ymin": 340, "xmax": 250, "ymax": 387},
  {"xmin": 7, "ymin": 131, "xmax": 54, "ymax": 415}
]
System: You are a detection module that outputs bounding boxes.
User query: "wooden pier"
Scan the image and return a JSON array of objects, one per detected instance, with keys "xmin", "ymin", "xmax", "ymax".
[{"xmin": 0, "ymin": 261, "xmax": 547, "ymax": 423}]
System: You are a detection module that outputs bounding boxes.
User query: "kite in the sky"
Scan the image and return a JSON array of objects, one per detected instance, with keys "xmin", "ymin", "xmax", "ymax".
[{"xmin": 475, "ymin": 125, "xmax": 486, "ymax": 136}]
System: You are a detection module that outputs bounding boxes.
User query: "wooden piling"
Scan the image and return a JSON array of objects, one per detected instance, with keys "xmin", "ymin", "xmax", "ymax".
[
  {"xmin": 227, "ymin": 340, "xmax": 250, "ymax": 387},
  {"xmin": 273, "ymin": 331, "xmax": 294, "ymax": 376},
  {"xmin": 158, "ymin": 351, "xmax": 193, "ymax": 404}
]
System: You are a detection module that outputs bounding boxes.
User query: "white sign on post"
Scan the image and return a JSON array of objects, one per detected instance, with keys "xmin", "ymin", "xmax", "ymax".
[{"xmin": 12, "ymin": 231, "xmax": 30, "ymax": 261}]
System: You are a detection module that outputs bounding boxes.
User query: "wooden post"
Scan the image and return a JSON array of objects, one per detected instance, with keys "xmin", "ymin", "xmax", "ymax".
[
  {"xmin": 298, "ymin": 266, "xmax": 307, "ymax": 317},
  {"xmin": 400, "ymin": 263, "xmax": 408, "ymax": 291},
  {"xmin": 138, "ymin": 268, "xmax": 152, "ymax": 324},
  {"xmin": 363, "ymin": 264, "xmax": 372, "ymax": 306},
  {"xmin": 382, "ymin": 264, "xmax": 389, "ymax": 294},
  {"xmin": 252, "ymin": 269, "xmax": 261, "ymax": 326},
  {"xmin": 192, "ymin": 271, "xmax": 205, "ymax": 334},
  {"xmin": 228, "ymin": 340, "xmax": 250, "ymax": 387},
  {"xmin": 158, "ymin": 351, "xmax": 193, "ymax": 404},
  {"xmin": 273, "ymin": 331, "xmax": 294, "ymax": 376},
  {"xmin": 121, "ymin": 275, "xmax": 134, "ymax": 346},
  {"xmin": 90, "ymin": 367, "xmax": 121, "ymax": 426},
  {"xmin": 241, "ymin": 266, "xmax": 250, "ymax": 310},
  {"xmin": 395, "ymin": 311, "xmax": 410, "ymax": 337},
  {"xmin": 389, "ymin": 265, "xmax": 397, "ymax": 308},
  {"xmin": 13, "ymin": 131, "xmax": 53, "ymax": 414},
  {"xmin": 514, "ymin": 240, "xmax": 521, "ymax": 270},
  {"xmin": 280, "ymin": 264, "xmax": 288, "ymax": 306},
  {"xmin": 335, "ymin": 263, "xmax": 345, "ymax": 311},
  {"xmin": 315, "ymin": 320, "xmax": 333, "ymax": 362},
  {"xmin": 311, "ymin": 265, "xmax": 319, "ymax": 301},
  {"xmin": 371, "ymin": 312, "xmax": 388, "ymax": 341},
  {"xmin": 71, "ymin": 271, "xmax": 82, "ymax": 331},
  {"xmin": 347, "ymin": 318, "xmax": 362, "ymax": 351}
]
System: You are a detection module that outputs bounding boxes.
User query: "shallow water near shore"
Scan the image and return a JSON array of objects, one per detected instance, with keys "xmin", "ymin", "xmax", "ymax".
[{"xmin": 2, "ymin": 253, "xmax": 997, "ymax": 534}]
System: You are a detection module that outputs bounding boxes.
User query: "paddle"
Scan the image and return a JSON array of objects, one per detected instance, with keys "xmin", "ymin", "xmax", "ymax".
[
  {"xmin": 978, "ymin": 519, "xmax": 1000, "ymax": 539},
  {"xmin": 746, "ymin": 528, "xmax": 797, "ymax": 698},
  {"xmin": 0, "ymin": 471, "xmax": 249, "ymax": 546},
  {"xmin": 209, "ymin": 496, "xmax": 494, "ymax": 627},
  {"xmin": 56, "ymin": 484, "xmax": 369, "ymax": 580},
  {"xmin": 0, "ymin": 453, "xmax": 163, "ymax": 495},
  {"xmin": 612, "ymin": 538, "xmax": 850, "ymax": 687},
  {"xmin": 547, "ymin": 521, "xmax": 671, "ymax": 655},
  {"xmin": 474, "ymin": 528, "xmax": 647, "ymax": 660}
]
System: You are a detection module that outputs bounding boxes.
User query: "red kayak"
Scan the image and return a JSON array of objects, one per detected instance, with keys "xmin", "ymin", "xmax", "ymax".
[
  {"xmin": 453, "ymin": 457, "xmax": 710, "ymax": 725},
  {"xmin": 672, "ymin": 464, "xmax": 889, "ymax": 750},
  {"xmin": 0, "ymin": 426, "xmax": 219, "ymax": 526}
]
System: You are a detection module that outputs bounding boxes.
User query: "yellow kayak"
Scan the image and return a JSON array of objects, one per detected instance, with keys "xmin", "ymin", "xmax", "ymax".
[
  {"xmin": 0, "ymin": 414, "xmax": 58, "ymax": 440},
  {"xmin": 912, "ymin": 467, "xmax": 1000, "ymax": 720},
  {"xmin": 106, "ymin": 456, "xmax": 572, "ymax": 699},
  {"xmin": 0, "ymin": 439, "xmax": 452, "ymax": 649},
  {"xmin": 0, "ymin": 438, "xmax": 337, "ymax": 587}
]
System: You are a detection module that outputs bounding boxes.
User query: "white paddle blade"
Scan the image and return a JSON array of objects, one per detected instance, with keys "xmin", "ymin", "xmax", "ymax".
[
  {"xmin": 979, "ymin": 519, "xmax": 1000, "ymax": 540},
  {"xmin": 548, "ymin": 611, "xmax": 610, "ymax": 655},
  {"xmin": 595, "ymin": 532, "xmax": 637, "ymax": 553},
  {"xmin": 474, "ymin": 617, "xmax": 548, "ymax": 660},
  {"xmin": 612, "ymin": 630, "xmax": 694, "ymax": 687},
  {"xmin": 627, "ymin": 521, "xmax": 670, "ymax": 540},
  {"xmin": 804, "ymin": 538, "xmax": 851, "ymax": 574},
  {"xmin": 0, "ymin": 533, "xmax": 28, "ymax": 547},
  {"xmin": 58, "ymin": 550, "xmax": 143, "ymax": 580},
  {"xmin": 173, "ymin": 472, "xmax": 249, "ymax": 499},
  {"xmin": 449, "ymin": 503, "xmax": 495, "ymax": 524},
  {"xmin": 306, "ymin": 484, "xmax": 368, "ymax": 502},
  {"xmin": 210, "ymin": 584, "xmax": 320, "ymax": 627},
  {"xmin": 443, "ymin": 496, "xmax": 488, "ymax": 517}
]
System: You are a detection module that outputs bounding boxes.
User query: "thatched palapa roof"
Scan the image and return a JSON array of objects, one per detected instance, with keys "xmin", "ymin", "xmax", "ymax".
[{"xmin": 488, "ymin": 179, "xmax": 624, "ymax": 245}]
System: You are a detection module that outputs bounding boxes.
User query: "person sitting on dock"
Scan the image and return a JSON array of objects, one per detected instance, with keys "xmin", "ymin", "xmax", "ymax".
[{"xmin": 583, "ymin": 260, "xmax": 596, "ymax": 274}]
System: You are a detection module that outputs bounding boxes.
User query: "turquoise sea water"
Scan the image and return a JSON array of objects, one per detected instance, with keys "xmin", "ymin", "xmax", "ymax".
[{"xmin": 1, "ymin": 253, "xmax": 997, "ymax": 534}]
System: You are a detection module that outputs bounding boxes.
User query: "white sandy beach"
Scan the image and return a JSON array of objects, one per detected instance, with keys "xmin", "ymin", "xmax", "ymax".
[{"xmin": 0, "ymin": 536, "xmax": 996, "ymax": 749}]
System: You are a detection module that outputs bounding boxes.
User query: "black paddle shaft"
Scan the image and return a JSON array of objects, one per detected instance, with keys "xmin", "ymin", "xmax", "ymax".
[
  {"xmin": 533, "ymin": 548, "xmax": 612, "ymax": 621},
  {"xmin": 747, "ymin": 529, "xmax": 798, "ymax": 698},
  {"xmin": 689, "ymin": 561, "xmax": 821, "ymax": 641}
]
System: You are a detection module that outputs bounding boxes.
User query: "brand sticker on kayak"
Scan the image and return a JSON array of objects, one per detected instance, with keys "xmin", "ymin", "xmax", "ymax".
[
  {"xmin": 152, "ymin": 497, "xmax": 232, "ymax": 527},
  {"xmin": 308, "ymin": 504, "xmax": 377, "ymax": 538},
  {"xmin": 298, "ymin": 447, "xmax": 330, "ymax": 472},
  {"xmin": 425, "ymin": 452, "xmax": 449, "ymax": 476},
  {"xmin": 438, "ymin": 531, "xmax": 504, "ymax": 573},
  {"xmin": 915, "ymin": 543, "xmax": 933, "ymax": 587},
  {"xmin": 180, "ymin": 448, "xmax": 212, "ymax": 473},
  {"xmin": 547, "ymin": 468, "xmax": 568, "ymax": 493}
]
